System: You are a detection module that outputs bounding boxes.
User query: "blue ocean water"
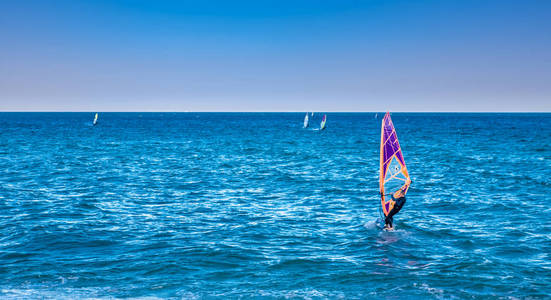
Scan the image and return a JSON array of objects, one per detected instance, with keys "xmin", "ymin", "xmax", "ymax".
[{"xmin": 0, "ymin": 112, "xmax": 550, "ymax": 299}]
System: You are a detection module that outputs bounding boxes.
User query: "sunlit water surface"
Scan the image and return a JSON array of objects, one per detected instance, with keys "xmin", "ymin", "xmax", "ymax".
[{"xmin": 0, "ymin": 113, "xmax": 550, "ymax": 298}]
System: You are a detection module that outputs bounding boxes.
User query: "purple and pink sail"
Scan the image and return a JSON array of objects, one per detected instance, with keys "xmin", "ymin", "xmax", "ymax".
[{"xmin": 379, "ymin": 112, "xmax": 411, "ymax": 216}]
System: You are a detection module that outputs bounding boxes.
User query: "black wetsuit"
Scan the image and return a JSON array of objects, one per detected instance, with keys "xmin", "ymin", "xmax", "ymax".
[{"xmin": 385, "ymin": 195, "xmax": 406, "ymax": 228}]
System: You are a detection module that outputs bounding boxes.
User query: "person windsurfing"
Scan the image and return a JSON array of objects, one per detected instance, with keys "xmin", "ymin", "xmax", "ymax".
[
  {"xmin": 320, "ymin": 114, "xmax": 326, "ymax": 130},
  {"xmin": 383, "ymin": 179, "xmax": 410, "ymax": 230},
  {"xmin": 379, "ymin": 112, "xmax": 411, "ymax": 230}
]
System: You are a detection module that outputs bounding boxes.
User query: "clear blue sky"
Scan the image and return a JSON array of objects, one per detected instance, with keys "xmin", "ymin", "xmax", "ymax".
[{"xmin": 1, "ymin": 0, "xmax": 550, "ymax": 111}]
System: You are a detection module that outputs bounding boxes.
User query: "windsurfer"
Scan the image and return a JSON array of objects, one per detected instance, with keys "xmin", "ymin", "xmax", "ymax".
[{"xmin": 384, "ymin": 180, "xmax": 410, "ymax": 229}]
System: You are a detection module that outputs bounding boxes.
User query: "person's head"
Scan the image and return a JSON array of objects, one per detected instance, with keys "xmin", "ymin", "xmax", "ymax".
[{"xmin": 395, "ymin": 189, "xmax": 405, "ymax": 198}]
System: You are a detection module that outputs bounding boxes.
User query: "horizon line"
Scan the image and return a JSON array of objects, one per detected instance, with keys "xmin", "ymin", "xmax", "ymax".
[{"xmin": 1, "ymin": 111, "xmax": 550, "ymax": 113}]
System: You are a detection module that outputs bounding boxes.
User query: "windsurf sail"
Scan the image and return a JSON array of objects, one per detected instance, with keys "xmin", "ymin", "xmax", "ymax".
[
  {"xmin": 320, "ymin": 114, "xmax": 326, "ymax": 130},
  {"xmin": 311, "ymin": 112, "xmax": 314, "ymax": 117},
  {"xmin": 93, "ymin": 113, "xmax": 98, "ymax": 126},
  {"xmin": 379, "ymin": 112, "xmax": 410, "ymax": 216},
  {"xmin": 304, "ymin": 113, "xmax": 309, "ymax": 128}
]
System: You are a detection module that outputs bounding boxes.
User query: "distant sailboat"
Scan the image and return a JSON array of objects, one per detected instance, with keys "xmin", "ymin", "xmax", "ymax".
[
  {"xmin": 311, "ymin": 112, "xmax": 314, "ymax": 117},
  {"xmin": 93, "ymin": 113, "xmax": 98, "ymax": 126},
  {"xmin": 320, "ymin": 114, "xmax": 326, "ymax": 130},
  {"xmin": 304, "ymin": 113, "xmax": 309, "ymax": 128}
]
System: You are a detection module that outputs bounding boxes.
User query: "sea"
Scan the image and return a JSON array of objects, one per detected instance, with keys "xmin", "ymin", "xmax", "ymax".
[{"xmin": 0, "ymin": 112, "xmax": 550, "ymax": 299}]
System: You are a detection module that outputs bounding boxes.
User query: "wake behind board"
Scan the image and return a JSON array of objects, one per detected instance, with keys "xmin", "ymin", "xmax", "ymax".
[{"xmin": 367, "ymin": 218, "xmax": 396, "ymax": 231}]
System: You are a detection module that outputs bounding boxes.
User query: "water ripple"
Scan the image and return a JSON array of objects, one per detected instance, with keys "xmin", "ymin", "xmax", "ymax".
[{"xmin": 0, "ymin": 112, "xmax": 550, "ymax": 298}]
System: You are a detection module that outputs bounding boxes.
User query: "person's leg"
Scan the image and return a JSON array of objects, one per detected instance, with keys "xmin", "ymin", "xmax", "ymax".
[
  {"xmin": 385, "ymin": 215, "xmax": 393, "ymax": 227},
  {"xmin": 385, "ymin": 198, "xmax": 406, "ymax": 227}
]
